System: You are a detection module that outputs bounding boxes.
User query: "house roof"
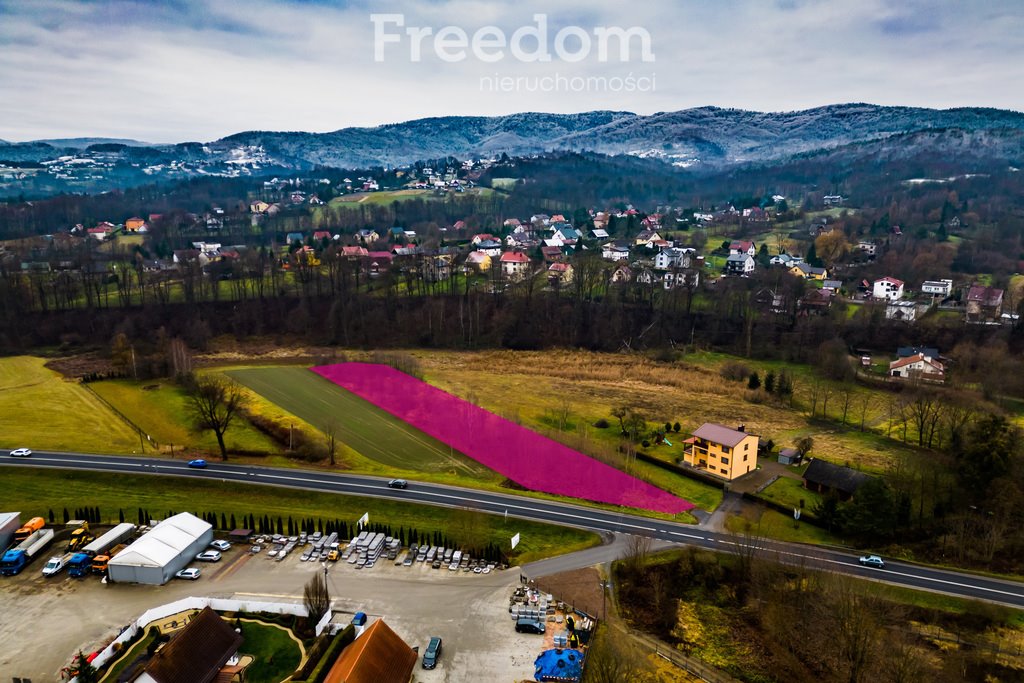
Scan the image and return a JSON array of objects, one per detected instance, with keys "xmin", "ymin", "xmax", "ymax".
[
  {"xmin": 889, "ymin": 353, "xmax": 943, "ymax": 373},
  {"xmin": 325, "ymin": 619, "xmax": 417, "ymax": 683},
  {"xmin": 897, "ymin": 346, "xmax": 938, "ymax": 359},
  {"xmin": 142, "ymin": 607, "xmax": 242, "ymax": 683},
  {"xmin": 500, "ymin": 251, "xmax": 529, "ymax": 263},
  {"xmin": 803, "ymin": 459, "xmax": 872, "ymax": 495},
  {"xmin": 691, "ymin": 423, "xmax": 752, "ymax": 448},
  {"xmin": 875, "ymin": 276, "xmax": 904, "ymax": 287},
  {"xmin": 967, "ymin": 284, "xmax": 1004, "ymax": 306},
  {"xmin": 729, "ymin": 240, "xmax": 754, "ymax": 251},
  {"xmin": 726, "ymin": 253, "xmax": 752, "ymax": 263}
]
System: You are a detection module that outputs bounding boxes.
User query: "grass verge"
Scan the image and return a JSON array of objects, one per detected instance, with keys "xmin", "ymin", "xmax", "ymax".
[{"xmin": 1, "ymin": 467, "xmax": 600, "ymax": 565}]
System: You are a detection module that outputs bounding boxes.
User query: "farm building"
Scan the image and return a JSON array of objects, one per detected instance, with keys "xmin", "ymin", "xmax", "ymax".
[
  {"xmin": 108, "ymin": 512, "xmax": 213, "ymax": 585},
  {"xmin": 325, "ymin": 618, "xmax": 417, "ymax": 683}
]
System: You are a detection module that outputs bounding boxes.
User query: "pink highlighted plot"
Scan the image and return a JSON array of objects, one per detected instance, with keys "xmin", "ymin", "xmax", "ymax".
[{"xmin": 312, "ymin": 363, "xmax": 694, "ymax": 514}]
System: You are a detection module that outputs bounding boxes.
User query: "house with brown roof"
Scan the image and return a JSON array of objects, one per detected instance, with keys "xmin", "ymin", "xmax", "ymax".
[
  {"xmin": 803, "ymin": 459, "xmax": 872, "ymax": 502},
  {"xmin": 888, "ymin": 353, "xmax": 944, "ymax": 382},
  {"xmin": 135, "ymin": 606, "xmax": 243, "ymax": 683},
  {"xmin": 682, "ymin": 423, "xmax": 758, "ymax": 480},
  {"xmin": 965, "ymin": 284, "xmax": 1004, "ymax": 323},
  {"xmin": 325, "ymin": 619, "xmax": 417, "ymax": 683}
]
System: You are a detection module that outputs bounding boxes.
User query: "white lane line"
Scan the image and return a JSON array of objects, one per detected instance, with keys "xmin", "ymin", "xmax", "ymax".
[
  {"xmin": 249, "ymin": 471, "xmax": 662, "ymax": 533},
  {"xmin": 35, "ymin": 457, "xmax": 144, "ymax": 467},
  {"xmin": 667, "ymin": 531, "xmax": 708, "ymax": 541}
]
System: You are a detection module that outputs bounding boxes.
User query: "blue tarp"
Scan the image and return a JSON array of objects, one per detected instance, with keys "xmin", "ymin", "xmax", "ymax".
[{"xmin": 534, "ymin": 648, "xmax": 583, "ymax": 682}]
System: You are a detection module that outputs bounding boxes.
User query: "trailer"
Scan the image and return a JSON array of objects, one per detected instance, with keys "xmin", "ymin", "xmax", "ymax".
[
  {"xmin": 0, "ymin": 528, "xmax": 55, "ymax": 576},
  {"xmin": 81, "ymin": 523, "xmax": 136, "ymax": 558},
  {"xmin": 0, "ymin": 512, "xmax": 20, "ymax": 552}
]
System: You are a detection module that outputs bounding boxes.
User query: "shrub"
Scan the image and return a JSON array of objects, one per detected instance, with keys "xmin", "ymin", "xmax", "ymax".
[
  {"xmin": 593, "ymin": 418, "xmax": 610, "ymax": 429},
  {"xmin": 720, "ymin": 361, "xmax": 751, "ymax": 382}
]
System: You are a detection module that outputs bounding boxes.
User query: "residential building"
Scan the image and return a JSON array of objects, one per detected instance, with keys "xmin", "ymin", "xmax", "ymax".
[
  {"xmin": 724, "ymin": 253, "xmax": 755, "ymax": 276},
  {"xmin": 357, "ymin": 229, "xmax": 380, "ymax": 244},
  {"xmin": 682, "ymin": 423, "xmax": 758, "ymax": 480},
  {"xmin": 324, "ymin": 619, "xmax": 417, "ymax": 683},
  {"xmin": 590, "ymin": 228, "xmax": 610, "ymax": 240},
  {"xmin": 856, "ymin": 241, "xmax": 877, "ymax": 257},
  {"xmin": 465, "ymin": 250, "xmax": 491, "ymax": 272},
  {"xmin": 770, "ymin": 253, "xmax": 803, "ymax": 267},
  {"xmin": 124, "ymin": 216, "xmax": 147, "ymax": 232},
  {"xmin": 885, "ymin": 300, "xmax": 918, "ymax": 322},
  {"xmin": 823, "ymin": 195, "xmax": 845, "ymax": 206},
  {"xmin": 872, "ymin": 277, "xmax": 905, "ymax": 301},
  {"xmin": 803, "ymin": 460, "xmax": 871, "ymax": 502},
  {"xmin": 634, "ymin": 230, "xmax": 662, "ymax": 246},
  {"xmin": 790, "ymin": 262, "xmax": 828, "ymax": 280},
  {"xmin": 475, "ymin": 239, "xmax": 503, "ymax": 258},
  {"xmin": 888, "ymin": 352, "xmax": 944, "ymax": 381},
  {"xmin": 601, "ymin": 241, "xmax": 631, "ymax": 261},
  {"xmin": 728, "ymin": 240, "xmax": 757, "ymax": 257},
  {"xmin": 609, "ymin": 264, "xmax": 633, "ymax": 284},
  {"xmin": 965, "ymin": 284, "xmax": 1004, "ymax": 322},
  {"xmin": 921, "ymin": 279, "xmax": 953, "ymax": 297},
  {"xmin": 662, "ymin": 269, "xmax": 700, "ymax": 290},
  {"xmin": 547, "ymin": 262, "xmax": 573, "ymax": 285},
  {"xmin": 822, "ymin": 279, "xmax": 843, "ymax": 292},
  {"xmin": 135, "ymin": 606, "xmax": 242, "ymax": 683},
  {"xmin": 500, "ymin": 251, "xmax": 530, "ymax": 279},
  {"xmin": 798, "ymin": 289, "xmax": 834, "ymax": 314},
  {"xmin": 654, "ymin": 247, "xmax": 694, "ymax": 271}
]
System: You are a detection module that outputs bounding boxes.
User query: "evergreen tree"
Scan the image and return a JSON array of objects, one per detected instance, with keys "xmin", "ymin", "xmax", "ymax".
[
  {"xmin": 764, "ymin": 370, "xmax": 776, "ymax": 394},
  {"xmin": 747, "ymin": 372, "xmax": 761, "ymax": 390}
]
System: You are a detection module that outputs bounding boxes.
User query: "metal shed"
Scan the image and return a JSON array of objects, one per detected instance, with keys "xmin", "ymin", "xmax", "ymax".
[{"xmin": 108, "ymin": 512, "xmax": 212, "ymax": 585}]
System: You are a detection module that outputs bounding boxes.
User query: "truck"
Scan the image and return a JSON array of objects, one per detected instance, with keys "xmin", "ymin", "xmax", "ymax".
[
  {"xmin": 13, "ymin": 516, "xmax": 45, "ymax": 544},
  {"xmin": 67, "ymin": 553, "xmax": 92, "ymax": 578},
  {"xmin": 91, "ymin": 543, "xmax": 127, "ymax": 574},
  {"xmin": 42, "ymin": 552, "xmax": 76, "ymax": 577},
  {"xmin": 67, "ymin": 521, "xmax": 94, "ymax": 552},
  {"xmin": 81, "ymin": 523, "xmax": 136, "ymax": 560},
  {"xmin": 0, "ymin": 528, "xmax": 55, "ymax": 575}
]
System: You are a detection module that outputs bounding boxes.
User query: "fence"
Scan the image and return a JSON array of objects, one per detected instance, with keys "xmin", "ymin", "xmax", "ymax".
[
  {"xmin": 612, "ymin": 622, "xmax": 742, "ymax": 683},
  {"xmin": 72, "ymin": 595, "xmax": 318, "ymax": 682}
]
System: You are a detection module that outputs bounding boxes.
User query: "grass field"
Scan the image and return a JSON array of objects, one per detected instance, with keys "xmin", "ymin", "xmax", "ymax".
[
  {"xmin": 239, "ymin": 620, "xmax": 302, "ymax": 683},
  {"xmin": 0, "ymin": 356, "xmax": 139, "ymax": 453},
  {"xmin": 227, "ymin": 366, "xmax": 497, "ymax": 478},
  {"xmin": 0, "ymin": 466, "xmax": 599, "ymax": 564},
  {"xmin": 90, "ymin": 379, "xmax": 279, "ymax": 455}
]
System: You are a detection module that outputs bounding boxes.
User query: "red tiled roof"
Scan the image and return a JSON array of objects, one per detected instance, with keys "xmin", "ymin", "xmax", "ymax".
[
  {"xmin": 325, "ymin": 619, "xmax": 417, "ymax": 683},
  {"xmin": 500, "ymin": 251, "xmax": 529, "ymax": 263},
  {"xmin": 888, "ymin": 353, "xmax": 943, "ymax": 372}
]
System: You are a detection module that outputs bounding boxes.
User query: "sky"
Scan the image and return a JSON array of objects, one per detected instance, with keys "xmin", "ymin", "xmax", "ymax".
[{"xmin": 0, "ymin": 0, "xmax": 1022, "ymax": 142}]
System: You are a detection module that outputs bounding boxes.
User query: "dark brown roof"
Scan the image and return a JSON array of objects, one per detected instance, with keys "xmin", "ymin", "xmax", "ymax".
[
  {"xmin": 803, "ymin": 459, "xmax": 872, "ymax": 495},
  {"xmin": 325, "ymin": 619, "xmax": 417, "ymax": 683},
  {"xmin": 143, "ymin": 607, "xmax": 242, "ymax": 683},
  {"xmin": 692, "ymin": 423, "xmax": 752, "ymax": 448}
]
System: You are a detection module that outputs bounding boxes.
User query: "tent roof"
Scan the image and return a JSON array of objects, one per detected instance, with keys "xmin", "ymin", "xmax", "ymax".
[{"xmin": 110, "ymin": 513, "xmax": 211, "ymax": 568}]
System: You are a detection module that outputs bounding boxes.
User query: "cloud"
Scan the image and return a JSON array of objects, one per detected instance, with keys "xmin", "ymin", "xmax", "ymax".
[{"xmin": 0, "ymin": 0, "xmax": 1021, "ymax": 141}]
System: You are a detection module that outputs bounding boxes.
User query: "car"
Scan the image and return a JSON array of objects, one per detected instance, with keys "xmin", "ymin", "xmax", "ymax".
[
  {"xmin": 515, "ymin": 618, "xmax": 546, "ymax": 634},
  {"xmin": 9, "ymin": 448, "xmax": 31, "ymax": 457},
  {"xmin": 858, "ymin": 555, "xmax": 885, "ymax": 569},
  {"xmin": 210, "ymin": 540, "xmax": 231, "ymax": 552},
  {"xmin": 387, "ymin": 479, "xmax": 408, "ymax": 489},
  {"xmin": 195, "ymin": 550, "xmax": 222, "ymax": 562},
  {"xmin": 175, "ymin": 568, "xmax": 201, "ymax": 580},
  {"xmin": 422, "ymin": 636, "xmax": 443, "ymax": 669},
  {"xmin": 188, "ymin": 459, "xmax": 207, "ymax": 468}
]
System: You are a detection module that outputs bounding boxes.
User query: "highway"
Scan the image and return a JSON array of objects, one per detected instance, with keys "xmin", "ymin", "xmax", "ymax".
[{"xmin": 4, "ymin": 450, "xmax": 1024, "ymax": 609}]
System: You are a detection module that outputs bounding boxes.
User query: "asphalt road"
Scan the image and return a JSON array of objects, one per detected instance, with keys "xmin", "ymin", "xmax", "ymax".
[{"xmin": 5, "ymin": 450, "xmax": 1024, "ymax": 609}]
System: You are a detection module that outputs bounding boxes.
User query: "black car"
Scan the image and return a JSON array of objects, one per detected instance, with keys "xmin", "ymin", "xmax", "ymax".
[
  {"xmin": 422, "ymin": 636, "xmax": 442, "ymax": 669},
  {"xmin": 515, "ymin": 618, "xmax": 546, "ymax": 634},
  {"xmin": 388, "ymin": 479, "xmax": 408, "ymax": 489}
]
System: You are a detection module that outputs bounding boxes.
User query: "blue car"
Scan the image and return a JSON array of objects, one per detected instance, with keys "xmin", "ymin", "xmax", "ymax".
[{"xmin": 188, "ymin": 459, "xmax": 208, "ymax": 469}]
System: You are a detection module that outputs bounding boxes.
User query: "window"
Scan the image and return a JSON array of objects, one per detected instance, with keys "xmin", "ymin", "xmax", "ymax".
[
  {"xmin": 721, "ymin": 457, "xmax": 729, "ymax": 465},
  {"xmin": 743, "ymin": 454, "xmax": 748, "ymax": 461},
  {"xmin": 709, "ymin": 465, "xmax": 716, "ymax": 471},
  {"xmin": 744, "ymin": 443, "xmax": 749, "ymax": 451}
]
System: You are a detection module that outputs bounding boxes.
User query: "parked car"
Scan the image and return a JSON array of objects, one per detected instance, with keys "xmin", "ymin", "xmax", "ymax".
[
  {"xmin": 422, "ymin": 636, "xmax": 443, "ymax": 669},
  {"xmin": 515, "ymin": 618, "xmax": 546, "ymax": 634},
  {"xmin": 858, "ymin": 555, "xmax": 885, "ymax": 569},
  {"xmin": 210, "ymin": 540, "xmax": 231, "ymax": 551},
  {"xmin": 9, "ymin": 448, "xmax": 31, "ymax": 457},
  {"xmin": 388, "ymin": 479, "xmax": 408, "ymax": 489},
  {"xmin": 188, "ymin": 459, "xmax": 207, "ymax": 468},
  {"xmin": 175, "ymin": 568, "xmax": 202, "ymax": 580},
  {"xmin": 196, "ymin": 550, "xmax": 222, "ymax": 562}
]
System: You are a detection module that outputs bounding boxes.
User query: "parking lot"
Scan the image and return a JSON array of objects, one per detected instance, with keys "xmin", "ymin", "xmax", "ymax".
[{"xmin": 0, "ymin": 541, "xmax": 544, "ymax": 681}]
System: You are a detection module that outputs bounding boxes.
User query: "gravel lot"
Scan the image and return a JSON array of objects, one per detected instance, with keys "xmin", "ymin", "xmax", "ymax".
[{"xmin": 0, "ymin": 546, "xmax": 543, "ymax": 681}]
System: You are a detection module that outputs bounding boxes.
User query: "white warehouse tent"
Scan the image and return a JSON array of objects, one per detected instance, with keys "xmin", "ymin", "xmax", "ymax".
[{"xmin": 108, "ymin": 512, "xmax": 213, "ymax": 585}]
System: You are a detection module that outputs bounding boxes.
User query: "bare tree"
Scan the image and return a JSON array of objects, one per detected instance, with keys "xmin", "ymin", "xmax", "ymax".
[
  {"xmin": 186, "ymin": 377, "xmax": 246, "ymax": 460},
  {"xmin": 623, "ymin": 534, "xmax": 653, "ymax": 576},
  {"xmin": 303, "ymin": 570, "xmax": 331, "ymax": 626}
]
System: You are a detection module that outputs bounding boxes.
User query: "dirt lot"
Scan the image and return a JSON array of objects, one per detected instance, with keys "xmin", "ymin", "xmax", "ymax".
[{"xmin": 0, "ymin": 547, "xmax": 545, "ymax": 682}]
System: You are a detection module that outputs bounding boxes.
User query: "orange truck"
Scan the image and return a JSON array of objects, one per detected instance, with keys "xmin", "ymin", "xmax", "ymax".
[{"xmin": 13, "ymin": 517, "xmax": 45, "ymax": 543}]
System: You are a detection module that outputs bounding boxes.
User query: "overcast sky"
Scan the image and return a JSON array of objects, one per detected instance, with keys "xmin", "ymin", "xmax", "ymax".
[{"xmin": 1, "ymin": 0, "xmax": 1021, "ymax": 142}]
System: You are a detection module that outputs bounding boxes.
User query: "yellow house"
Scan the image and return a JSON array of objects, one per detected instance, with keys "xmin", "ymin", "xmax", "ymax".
[
  {"xmin": 124, "ymin": 216, "xmax": 146, "ymax": 232},
  {"xmin": 789, "ymin": 262, "xmax": 828, "ymax": 280},
  {"xmin": 682, "ymin": 423, "xmax": 758, "ymax": 480},
  {"xmin": 466, "ymin": 250, "xmax": 492, "ymax": 272}
]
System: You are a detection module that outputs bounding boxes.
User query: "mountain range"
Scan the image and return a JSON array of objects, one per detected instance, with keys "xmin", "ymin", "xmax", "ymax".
[{"xmin": 1, "ymin": 104, "xmax": 1022, "ymax": 195}]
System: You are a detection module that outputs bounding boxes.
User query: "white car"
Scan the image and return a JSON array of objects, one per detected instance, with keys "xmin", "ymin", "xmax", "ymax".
[
  {"xmin": 42, "ymin": 556, "xmax": 65, "ymax": 576},
  {"xmin": 175, "ymin": 568, "xmax": 201, "ymax": 580},
  {"xmin": 210, "ymin": 540, "xmax": 231, "ymax": 552},
  {"xmin": 9, "ymin": 448, "xmax": 32, "ymax": 457},
  {"xmin": 195, "ymin": 550, "xmax": 222, "ymax": 562}
]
